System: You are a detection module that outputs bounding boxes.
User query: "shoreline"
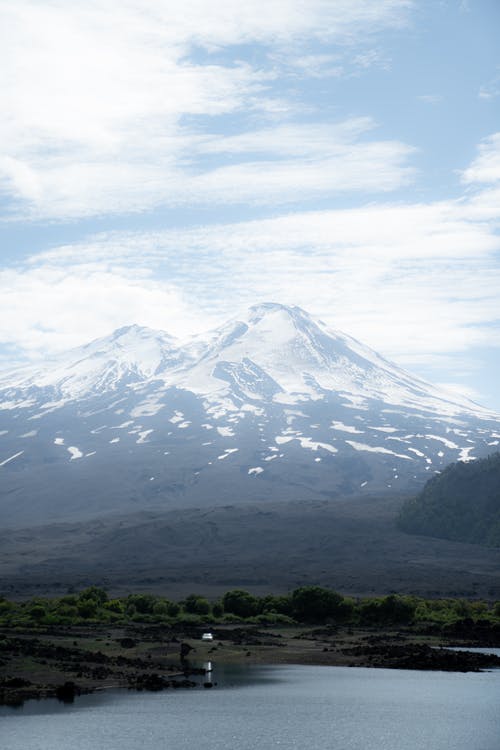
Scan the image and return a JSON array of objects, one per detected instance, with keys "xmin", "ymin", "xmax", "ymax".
[{"xmin": 2, "ymin": 623, "xmax": 500, "ymax": 707}]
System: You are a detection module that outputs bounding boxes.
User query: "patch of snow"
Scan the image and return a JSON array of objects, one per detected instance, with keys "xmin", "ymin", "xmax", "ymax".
[
  {"xmin": 20, "ymin": 430, "xmax": 37, "ymax": 438},
  {"xmin": 131, "ymin": 399, "xmax": 165, "ymax": 417},
  {"xmin": 67, "ymin": 446, "xmax": 83, "ymax": 460},
  {"xmin": 109, "ymin": 438, "xmax": 120, "ymax": 444},
  {"xmin": 217, "ymin": 426, "xmax": 234, "ymax": 437},
  {"xmin": 360, "ymin": 481, "xmax": 368, "ymax": 487},
  {"xmin": 459, "ymin": 446, "xmax": 475, "ymax": 462},
  {"xmin": 298, "ymin": 437, "xmax": 338, "ymax": 454},
  {"xmin": 424, "ymin": 434, "xmax": 459, "ymax": 449},
  {"xmin": 169, "ymin": 413, "xmax": 184, "ymax": 424},
  {"xmin": 368, "ymin": 426, "xmax": 398, "ymax": 433},
  {"xmin": 341, "ymin": 395, "xmax": 369, "ymax": 410},
  {"xmin": 241, "ymin": 404, "xmax": 264, "ymax": 415},
  {"xmin": 346, "ymin": 441, "xmax": 413, "ymax": 460},
  {"xmin": 136, "ymin": 429, "xmax": 154, "ymax": 444},
  {"xmin": 488, "ymin": 440, "xmax": 499, "ymax": 446},
  {"xmin": 203, "ymin": 397, "xmax": 238, "ymax": 419},
  {"xmin": 177, "ymin": 421, "xmax": 191, "ymax": 429},
  {"xmin": 85, "ymin": 451, "xmax": 96, "ymax": 457},
  {"xmin": 264, "ymin": 455, "xmax": 277, "ymax": 461},
  {"xmin": 112, "ymin": 421, "xmax": 134, "ymax": 429},
  {"xmin": 218, "ymin": 447, "xmax": 239, "ymax": 460},
  {"xmin": 330, "ymin": 420, "xmax": 363, "ymax": 434},
  {"xmin": 54, "ymin": 437, "xmax": 65, "ymax": 445},
  {"xmin": 0, "ymin": 450, "xmax": 24, "ymax": 467},
  {"xmin": 314, "ymin": 457, "xmax": 321, "ymax": 462},
  {"xmin": 0, "ymin": 430, "xmax": 8, "ymax": 436},
  {"xmin": 407, "ymin": 447, "xmax": 425, "ymax": 458},
  {"xmin": 248, "ymin": 466, "xmax": 264, "ymax": 475},
  {"xmin": 91, "ymin": 425, "xmax": 108, "ymax": 434},
  {"xmin": 202, "ymin": 424, "xmax": 214, "ymax": 430},
  {"xmin": 0, "ymin": 399, "xmax": 36, "ymax": 410}
]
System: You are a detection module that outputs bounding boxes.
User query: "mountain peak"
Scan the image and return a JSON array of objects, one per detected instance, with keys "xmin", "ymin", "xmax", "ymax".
[
  {"xmin": 247, "ymin": 301, "xmax": 299, "ymax": 316},
  {"xmin": 99, "ymin": 324, "xmax": 176, "ymax": 346},
  {"xmin": 245, "ymin": 302, "xmax": 316, "ymax": 327}
]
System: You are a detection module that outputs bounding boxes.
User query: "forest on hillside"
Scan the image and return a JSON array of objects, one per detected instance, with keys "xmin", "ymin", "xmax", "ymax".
[{"xmin": 398, "ymin": 452, "xmax": 500, "ymax": 546}]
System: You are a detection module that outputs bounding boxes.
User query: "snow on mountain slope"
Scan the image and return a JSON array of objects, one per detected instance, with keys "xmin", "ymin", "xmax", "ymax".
[
  {"xmin": 0, "ymin": 303, "xmax": 491, "ymax": 417},
  {"xmin": 0, "ymin": 325, "xmax": 181, "ymax": 402},
  {"xmin": 0, "ymin": 303, "xmax": 499, "ymax": 526},
  {"xmin": 171, "ymin": 303, "xmax": 489, "ymax": 416}
]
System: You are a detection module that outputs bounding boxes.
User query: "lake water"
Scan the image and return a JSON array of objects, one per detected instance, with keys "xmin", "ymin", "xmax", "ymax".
[{"xmin": 1, "ymin": 664, "xmax": 500, "ymax": 750}]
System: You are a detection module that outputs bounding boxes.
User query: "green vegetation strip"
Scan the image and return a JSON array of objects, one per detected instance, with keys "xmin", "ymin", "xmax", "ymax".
[{"xmin": 1, "ymin": 585, "xmax": 500, "ymax": 630}]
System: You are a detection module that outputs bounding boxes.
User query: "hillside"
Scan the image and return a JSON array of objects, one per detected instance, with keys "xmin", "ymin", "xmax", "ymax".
[
  {"xmin": 2, "ymin": 495, "xmax": 500, "ymax": 601},
  {"xmin": 398, "ymin": 453, "xmax": 500, "ymax": 546}
]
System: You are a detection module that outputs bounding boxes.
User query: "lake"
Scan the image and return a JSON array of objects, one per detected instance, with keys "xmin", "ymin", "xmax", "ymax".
[{"xmin": 1, "ymin": 664, "xmax": 500, "ymax": 750}]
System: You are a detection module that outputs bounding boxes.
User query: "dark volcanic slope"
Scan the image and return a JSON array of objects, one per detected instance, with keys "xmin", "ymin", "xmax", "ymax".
[{"xmin": 2, "ymin": 496, "xmax": 500, "ymax": 600}]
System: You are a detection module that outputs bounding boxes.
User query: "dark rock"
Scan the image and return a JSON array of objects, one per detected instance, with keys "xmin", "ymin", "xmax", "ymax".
[
  {"xmin": 56, "ymin": 681, "xmax": 80, "ymax": 703},
  {"xmin": 118, "ymin": 637, "xmax": 137, "ymax": 649}
]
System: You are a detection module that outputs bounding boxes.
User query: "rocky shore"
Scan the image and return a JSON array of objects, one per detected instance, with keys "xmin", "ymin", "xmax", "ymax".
[{"xmin": 1, "ymin": 623, "xmax": 499, "ymax": 707}]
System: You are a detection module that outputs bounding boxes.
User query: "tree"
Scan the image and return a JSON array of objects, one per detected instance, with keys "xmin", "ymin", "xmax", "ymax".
[
  {"xmin": 291, "ymin": 586, "xmax": 344, "ymax": 622},
  {"xmin": 77, "ymin": 599, "xmax": 98, "ymax": 619},
  {"xmin": 222, "ymin": 590, "xmax": 259, "ymax": 618},
  {"xmin": 126, "ymin": 594, "xmax": 158, "ymax": 615},
  {"xmin": 78, "ymin": 587, "xmax": 108, "ymax": 605},
  {"xmin": 183, "ymin": 594, "xmax": 211, "ymax": 615}
]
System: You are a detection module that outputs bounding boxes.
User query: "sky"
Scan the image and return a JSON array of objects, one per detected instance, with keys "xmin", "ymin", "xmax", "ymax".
[{"xmin": 1, "ymin": 0, "xmax": 500, "ymax": 410}]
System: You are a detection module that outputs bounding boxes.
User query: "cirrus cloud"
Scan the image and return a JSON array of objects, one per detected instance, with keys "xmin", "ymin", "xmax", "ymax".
[{"xmin": 0, "ymin": 0, "xmax": 414, "ymax": 220}]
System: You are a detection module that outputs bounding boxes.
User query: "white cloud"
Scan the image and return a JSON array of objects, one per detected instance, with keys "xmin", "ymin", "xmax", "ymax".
[
  {"xmin": 0, "ymin": 0, "xmax": 414, "ymax": 219},
  {"xmin": 3, "ymin": 165, "xmax": 497, "ymax": 369},
  {"xmin": 0, "ymin": 264, "xmax": 214, "ymax": 357},
  {"xmin": 461, "ymin": 133, "xmax": 500, "ymax": 185}
]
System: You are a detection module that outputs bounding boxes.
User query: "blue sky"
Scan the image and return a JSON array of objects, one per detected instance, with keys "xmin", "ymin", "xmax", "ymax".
[{"xmin": 1, "ymin": 0, "xmax": 500, "ymax": 409}]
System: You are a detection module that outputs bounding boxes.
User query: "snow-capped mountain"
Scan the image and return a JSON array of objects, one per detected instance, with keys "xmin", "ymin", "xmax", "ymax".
[{"xmin": 1, "ymin": 303, "xmax": 499, "ymax": 526}]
